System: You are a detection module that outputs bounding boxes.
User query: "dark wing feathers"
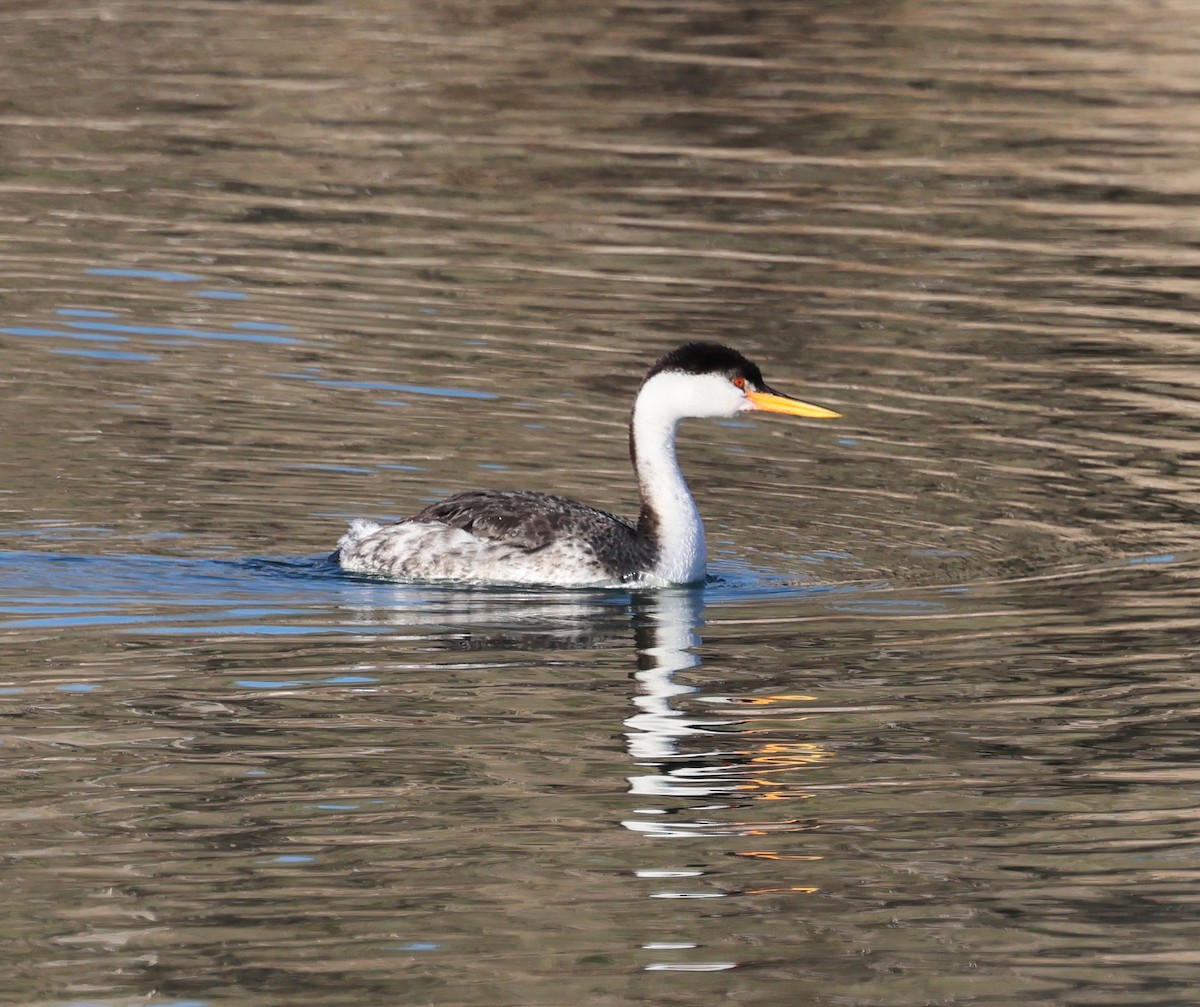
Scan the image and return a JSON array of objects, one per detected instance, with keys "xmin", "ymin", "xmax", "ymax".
[{"xmin": 409, "ymin": 490, "xmax": 639, "ymax": 553}]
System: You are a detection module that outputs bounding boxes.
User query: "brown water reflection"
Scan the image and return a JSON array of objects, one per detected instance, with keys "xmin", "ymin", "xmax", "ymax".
[{"xmin": 3, "ymin": 1, "xmax": 1200, "ymax": 1005}]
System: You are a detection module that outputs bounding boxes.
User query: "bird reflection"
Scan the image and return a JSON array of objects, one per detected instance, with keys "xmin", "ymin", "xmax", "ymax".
[
  {"xmin": 333, "ymin": 577, "xmax": 832, "ymax": 824},
  {"xmin": 625, "ymin": 587, "xmax": 730, "ymax": 763},
  {"xmin": 332, "ymin": 572, "xmax": 830, "ymax": 974},
  {"xmin": 621, "ymin": 587, "xmax": 834, "ymax": 841}
]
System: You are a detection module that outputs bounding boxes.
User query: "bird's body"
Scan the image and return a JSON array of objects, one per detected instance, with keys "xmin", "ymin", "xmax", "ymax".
[
  {"xmin": 338, "ymin": 491, "xmax": 654, "ymax": 586},
  {"xmin": 335, "ymin": 343, "xmax": 839, "ymax": 587}
]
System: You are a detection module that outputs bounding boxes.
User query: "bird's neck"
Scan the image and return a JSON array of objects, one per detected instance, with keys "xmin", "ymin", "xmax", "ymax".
[{"xmin": 630, "ymin": 387, "xmax": 706, "ymax": 584}]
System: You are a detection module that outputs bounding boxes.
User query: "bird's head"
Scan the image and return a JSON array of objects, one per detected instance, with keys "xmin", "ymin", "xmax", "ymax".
[{"xmin": 639, "ymin": 342, "xmax": 841, "ymax": 422}]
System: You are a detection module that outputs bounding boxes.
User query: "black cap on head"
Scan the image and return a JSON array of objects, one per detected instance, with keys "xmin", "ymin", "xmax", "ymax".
[{"xmin": 644, "ymin": 342, "xmax": 767, "ymax": 390}]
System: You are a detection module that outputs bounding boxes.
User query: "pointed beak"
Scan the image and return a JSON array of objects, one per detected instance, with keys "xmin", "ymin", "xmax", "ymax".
[{"xmin": 746, "ymin": 387, "xmax": 841, "ymax": 419}]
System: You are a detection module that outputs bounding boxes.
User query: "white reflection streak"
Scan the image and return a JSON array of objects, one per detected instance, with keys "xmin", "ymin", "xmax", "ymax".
[
  {"xmin": 624, "ymin": 588, "xmax": 732, "ymax": 763},
  {"xmin": 644, "ymin": 962, "xmax": 737, "ymax": 972}
]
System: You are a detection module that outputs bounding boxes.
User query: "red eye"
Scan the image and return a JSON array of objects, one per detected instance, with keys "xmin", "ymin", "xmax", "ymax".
[{"xmin": 733, "ymin": 376, "xmax": 746, "ymax": 390}]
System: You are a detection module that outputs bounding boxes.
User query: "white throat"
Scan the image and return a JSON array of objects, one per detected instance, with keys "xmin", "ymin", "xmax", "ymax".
[{"xmin": 631, "ymin": 372, "xmax": 712, "ymax": 584}]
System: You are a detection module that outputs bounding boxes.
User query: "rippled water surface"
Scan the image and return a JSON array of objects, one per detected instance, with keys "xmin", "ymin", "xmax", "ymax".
[{"xmin": 4, "ymin": 2, "xmax": 1200, "ymax": 1005}]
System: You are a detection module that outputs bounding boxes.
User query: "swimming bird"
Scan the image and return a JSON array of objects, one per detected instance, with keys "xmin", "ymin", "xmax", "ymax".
[{"xmin": 335, "ymin": 342, "xmax": 840, "ymax": 586}]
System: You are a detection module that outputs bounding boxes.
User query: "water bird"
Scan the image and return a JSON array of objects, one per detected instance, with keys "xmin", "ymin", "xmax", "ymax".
[{"xmin": 336, "ymin": 342, "xmax": 840, "ymax": 586}]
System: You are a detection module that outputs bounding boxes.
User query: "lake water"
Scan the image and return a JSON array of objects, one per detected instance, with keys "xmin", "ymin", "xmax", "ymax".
[{"xmin": 3, "ymin": 2, "xmax": 1200, "ymax": 1005}]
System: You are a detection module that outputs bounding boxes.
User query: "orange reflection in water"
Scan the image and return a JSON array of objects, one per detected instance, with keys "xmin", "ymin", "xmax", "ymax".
[
  {"xmin": 738, "ymin": 694, "xmax": 818, "ymax": 706},
  {"xmin": 738, "ymin": 739, "xmax": 835, "ymax": 800},
  {"xmin": 737, "ymin": 851, "xmax": 824, "ymax": 862}
]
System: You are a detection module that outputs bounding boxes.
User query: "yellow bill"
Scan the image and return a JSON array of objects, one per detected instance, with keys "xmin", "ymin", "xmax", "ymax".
[{"xmin": 746, "ymin": 389, "xmax": 841, "ymax": 419}]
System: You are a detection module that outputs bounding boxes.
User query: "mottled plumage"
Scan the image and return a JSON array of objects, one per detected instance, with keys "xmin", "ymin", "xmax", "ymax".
[
  {"xmin": 413, "ymin": 490, "xmax": 640, "ymax": 555},
  {"xmin": 335, "ymin": 342, "xmax": 839, "ymax": 586},
  {"xmin": 338, "ymin": 489, "xmax": 656, "ymax": 585}
]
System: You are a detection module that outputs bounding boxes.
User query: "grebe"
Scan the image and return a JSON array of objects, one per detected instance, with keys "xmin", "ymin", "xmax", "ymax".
[{"xmin": 335, "ymin": 342, "xmax": 840, "ymax": 586}]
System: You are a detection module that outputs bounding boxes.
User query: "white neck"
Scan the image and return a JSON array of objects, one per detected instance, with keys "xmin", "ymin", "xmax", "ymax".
[{"xmin": 631, "ymin": 375, "xmax": 707, "ymax": 584}]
